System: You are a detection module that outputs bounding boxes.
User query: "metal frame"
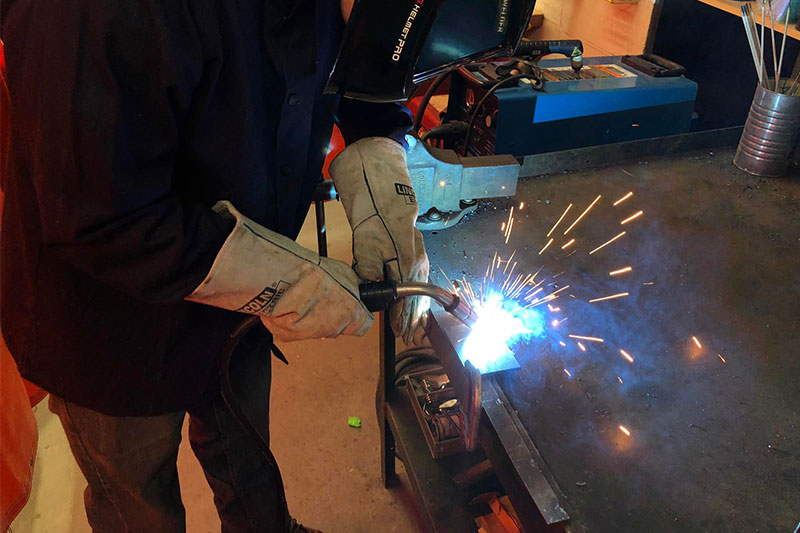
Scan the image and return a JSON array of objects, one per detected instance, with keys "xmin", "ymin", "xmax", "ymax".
[{"xmin": 426, "ymin": 310, "xmax": 570, "ymax": 531}]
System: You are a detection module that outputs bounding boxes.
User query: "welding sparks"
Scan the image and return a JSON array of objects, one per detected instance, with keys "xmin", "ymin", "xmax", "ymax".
[
  {"xmin": 547, "ymin": 304, "xmax": 560, "ymax": 312},
  {"xmin": 609, "ymin": 266, "xmax": 632, "ymax": 276},
  {"xmin": 619, "ymin": 425, "xmax": 631, "ymax": 437},
  {"xmin": 692, "ymin": 336, "xmax": 702, "ymax": 348},
  {"xmin": 460, "ymin": 291, "xmax": 545, "ymax": 373},
  {"xmin": 547, "ymin": 204, "xmax": 572, "ymax": 237},
  {"xmin": 577, "ymin": 342, "xmax": 587, "ymax": 352},
  {"xmin": 613, "ymin": 191, "xmax": 633, "ymax": 206},
  {"xmin": 588, "ymin": 232, "xmax": 626, "ymax": 255},
  {"xmin": 538, "ymin": 239, "xmax": 553, "ymax": 255},
  {"xmin": 589, "ymin": 292, "xmax": 629, "ymax": 303},
  {"xmin": 564, "ymin": 368, "xmax": 572, "ymax": 377},
  {"xmin": 504, "ymin": 218, "xmax": 514, "ymax": 244},
  {"xmin": 561, "ymin": 239, "xmax": 575, "ymax": 250},
  {"xmin": 617, "ymin": 376, "xmax": 624, "ymax": 384},
  {"xmin": 505, "ymin": 207, "xmax": 514, "ymax": 232},
  {"xmin": 559, "ymin": 341, "xmax": 567, "ymax": 347},
  {"xmin": 568, "ymin": 334, "xmax": 604, "ymax": 343},
  {"xmin": 620, "ymin": 349, "xmax": 634, "ymax": 363},
  {"xmin": 564, "ymin": 195, "xmax": 602, "ymax": 235},
  {"xmin": 519, "ymin": 201, "xmax": 525, "ymax": 210},
  {"xmin": 717, "ymin": 354, "xmax": 727, "ymax": 363},
  {"xmin": 620, "ymin": 210, "xmax": 643, "ymax": 225},
  {"xmin": 501, "ymin": 222, "xmax": 506, "ymax": 232}
]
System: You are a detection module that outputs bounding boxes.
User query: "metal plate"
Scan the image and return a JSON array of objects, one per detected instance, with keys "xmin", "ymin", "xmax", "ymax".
[{"xmin": 424, "ymin": 148, "xmax": 800, "ymax": 532}]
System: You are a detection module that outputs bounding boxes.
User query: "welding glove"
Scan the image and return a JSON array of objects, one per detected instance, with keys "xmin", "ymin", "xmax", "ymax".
[
  {"xmin": 329, "ymin": 137, "xmax": 430, "ymax": 345},
  {"xmin": 187, "ymin": 201, "xmax": 373, "ymax": 342}
]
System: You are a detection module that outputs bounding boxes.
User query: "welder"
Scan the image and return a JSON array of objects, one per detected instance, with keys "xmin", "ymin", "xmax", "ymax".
[{"xmin": 0, "ymin": 0, "xmax": 533, "ymax": 531}]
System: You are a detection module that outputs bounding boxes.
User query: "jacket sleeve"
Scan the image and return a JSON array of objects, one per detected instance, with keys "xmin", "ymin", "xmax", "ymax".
[
  {"xmin": 6, "ymin": 1, "xmax": 234, "ymax": 304},
  {"xmin": 335, "ymin": 99, "xmax": 414, "ymax": 149}
]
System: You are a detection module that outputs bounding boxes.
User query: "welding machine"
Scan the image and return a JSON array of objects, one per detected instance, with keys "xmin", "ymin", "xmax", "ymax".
[{"xmin": 446, "ymin": 55, "xmax": 699, "ymax": 156}]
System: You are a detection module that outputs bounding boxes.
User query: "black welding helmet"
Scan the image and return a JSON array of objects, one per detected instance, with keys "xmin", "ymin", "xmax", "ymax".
[{"xmin": 325, "ymin": 0, "xmax": 536, "ymax": 102}]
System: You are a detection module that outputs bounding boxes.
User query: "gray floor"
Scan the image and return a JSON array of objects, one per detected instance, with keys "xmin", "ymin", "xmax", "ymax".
[{"xmin": 10, "ymin": 202, "xmax": 422, "ymax": 533}]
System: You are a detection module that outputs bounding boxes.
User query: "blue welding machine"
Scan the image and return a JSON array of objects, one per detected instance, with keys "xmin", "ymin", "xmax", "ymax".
[{"xmin": 446, "ymin": 56, "xmax": 699, "ymax": 157}]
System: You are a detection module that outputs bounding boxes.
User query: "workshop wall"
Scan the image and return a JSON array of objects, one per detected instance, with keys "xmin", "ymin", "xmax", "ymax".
[{"xmin": 531, "ymin": 0, "xmax": 656, "ymax": 57}]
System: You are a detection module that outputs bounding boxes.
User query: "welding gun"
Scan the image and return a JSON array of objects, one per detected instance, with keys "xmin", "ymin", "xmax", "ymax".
[{"xmin": 358, "ymin": 280, "xmax": 478, "ymax": 328}]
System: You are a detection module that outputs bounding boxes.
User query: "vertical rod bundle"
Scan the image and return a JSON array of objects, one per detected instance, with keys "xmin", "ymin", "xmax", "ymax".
[{"xmin": 742, "ymin": 0, "xmax": 800, "ymax": 95}]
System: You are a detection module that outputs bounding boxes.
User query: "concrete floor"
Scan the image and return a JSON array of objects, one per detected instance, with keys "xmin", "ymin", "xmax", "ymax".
[{"xmin": 10, "ymin": 202, "xmax": 423, "ymax": 533}]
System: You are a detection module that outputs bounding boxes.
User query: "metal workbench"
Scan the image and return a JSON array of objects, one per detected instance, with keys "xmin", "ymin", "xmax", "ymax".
[{"xmin": 415, "ymin": 147, "xmax": 800, "ymax": 532}]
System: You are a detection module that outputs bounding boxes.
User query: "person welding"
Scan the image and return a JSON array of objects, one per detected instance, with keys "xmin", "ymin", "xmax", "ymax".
[{"xmin": 0, "ymin": 0, "xmax": 533, "ymax": 531}]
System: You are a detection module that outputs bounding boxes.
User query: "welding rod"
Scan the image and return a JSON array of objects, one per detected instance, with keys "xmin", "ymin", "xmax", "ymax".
[
  {"xmin": 761, "ymin": 0, "xmax": 766, "ymax": 87},
  {"xmin": 769, "ymin": 0, "xmax": 778, "ymax": 91},
  {"xmin": 741, "ymin": 4, "xmax": 765, "ymax": 85},
  {"xmin": 777, "ymin": 1, "xmax": 790, "ymax": 92},
  {"xmin": 359, "ymin": 280, "xmax": 478, "ymax": 327}
]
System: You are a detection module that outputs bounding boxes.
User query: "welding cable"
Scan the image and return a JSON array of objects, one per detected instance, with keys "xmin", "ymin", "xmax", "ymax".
[
  {"xmin": 420, "ymin": 121, "xmax": 468, "ymax": 143},
  {"xmin": 412, "ymin": 72, "xmax": 450, "ymax": 133},
  {"xmin": 394, "ymin": 346, "xmax": 441, "ymax": 387},
  {"xmin": 461, "ymin": 73, "xmax": 540, "ymax": 156},
  {"xmin": 395, "ymin": 352, "xmax": 440, "ymax": 381},
  {"xmin": 218, "ymin": 315, "xmax": 290, "ymax": 528}
]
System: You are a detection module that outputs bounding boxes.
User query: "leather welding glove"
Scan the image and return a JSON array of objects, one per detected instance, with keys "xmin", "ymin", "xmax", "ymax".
[
  {"xmin": 187, "ymin": 201, "xmax": 373, "ymax": 342},
  {"xmin": 329, "ymin": 137, "xmax": 430, "ymax": 345}
]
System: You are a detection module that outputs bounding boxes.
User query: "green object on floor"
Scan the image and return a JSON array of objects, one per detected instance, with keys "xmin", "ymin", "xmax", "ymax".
[{"xmin": 348, "ymin": 416, "xmax": 361, "ymax": 428}]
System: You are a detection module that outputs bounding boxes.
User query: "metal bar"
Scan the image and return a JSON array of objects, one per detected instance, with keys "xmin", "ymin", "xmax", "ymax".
[
  {"xmin": 518, "ymin": 127, "xmax": 743, "ymax": 178},
  {"xmin": 481, "ymin": 378, "xmax": 570, "ymax": 526},
  {"xmin": 313, "ymin": 200, "xmax": 327, "ymax": 258},
  {"xmin": 379, "ymin": 311, "xmax": 397, "ymax": 487}
]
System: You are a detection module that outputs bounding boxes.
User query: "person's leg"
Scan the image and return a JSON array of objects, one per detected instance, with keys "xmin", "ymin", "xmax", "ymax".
[
  {"xmin": 48, "ymin": 395, "xmax": 186, "ymax": 533},
  {"xmin": 188, "ymin": 331, "xmax": 289, "ymax": 533}
]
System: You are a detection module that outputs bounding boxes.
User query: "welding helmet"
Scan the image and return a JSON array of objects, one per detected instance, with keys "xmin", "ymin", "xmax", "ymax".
[{"xmin": 325, "ymin": 0, "xmax": 536, "ymax": 102}]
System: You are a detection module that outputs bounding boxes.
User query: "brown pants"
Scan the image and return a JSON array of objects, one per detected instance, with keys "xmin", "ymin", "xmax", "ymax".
[{"xmin": 49, "ymin": 341, "xmax": 287, "ymax": 533}]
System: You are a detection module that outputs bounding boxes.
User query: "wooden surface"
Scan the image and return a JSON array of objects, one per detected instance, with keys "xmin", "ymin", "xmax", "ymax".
[{"xmin": 697, "ymin": 0, "xmax": 800, "ymax": 40}]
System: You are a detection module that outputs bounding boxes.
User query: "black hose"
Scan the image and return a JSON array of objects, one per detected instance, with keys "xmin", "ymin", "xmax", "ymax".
[
  {"xmin": 420, "ymin": 121, "xmax": 468, "ymax": 143},
  {"xmin": 412, "ymin": 72, "xmax": 449, "ymax": 133},
  {"xmin": 218, "ymin": 315, "xmax": 289, "ymax": 530}
]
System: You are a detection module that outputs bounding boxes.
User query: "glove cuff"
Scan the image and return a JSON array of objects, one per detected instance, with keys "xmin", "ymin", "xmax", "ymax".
[{"xmin": 186, "ymin": 201, "xmax": 319, "ymax": 315}]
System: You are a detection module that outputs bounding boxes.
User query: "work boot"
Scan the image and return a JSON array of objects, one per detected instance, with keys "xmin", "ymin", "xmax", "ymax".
[{"xmin": 290, "ymin": 518, "xmax": 324, "ymax": 533}]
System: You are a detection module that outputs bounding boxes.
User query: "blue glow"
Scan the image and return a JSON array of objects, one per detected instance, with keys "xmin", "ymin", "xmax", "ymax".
[{"xmin": 460, "ymin": 291, "xmax": 546, "ymax": 373}]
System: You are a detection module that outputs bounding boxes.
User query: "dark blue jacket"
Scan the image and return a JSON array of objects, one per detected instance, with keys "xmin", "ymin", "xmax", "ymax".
[{"xmin": 0, "ymin": 0, "xmax": 411, "ymax": 415}]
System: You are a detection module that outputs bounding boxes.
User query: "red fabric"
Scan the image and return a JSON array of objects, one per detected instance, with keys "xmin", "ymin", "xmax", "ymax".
[
  {"xmin": 0, "ymin": 333, "xmax": 38, "ymax": 529},
  {"xmin": 23, "ymin": 380, "xmax": 47, "ymax": 407},
  {"xmin": 321, "ymin": 124, "xmax": 344, "ymax": 178},
  {"xmin": 1, "ymin": 38, "xmax": 39, "ymax": 529}
]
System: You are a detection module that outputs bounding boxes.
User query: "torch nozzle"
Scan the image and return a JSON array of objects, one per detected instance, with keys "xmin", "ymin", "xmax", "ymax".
[{"xmin": 359, "ymin": 280, "xmax": 477, "ymax": 328}]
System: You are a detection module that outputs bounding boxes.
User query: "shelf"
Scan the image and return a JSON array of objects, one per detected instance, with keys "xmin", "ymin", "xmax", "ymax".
[{"xmin": 697, "ymin": 0, "xmax": 800, "ymax": 41}]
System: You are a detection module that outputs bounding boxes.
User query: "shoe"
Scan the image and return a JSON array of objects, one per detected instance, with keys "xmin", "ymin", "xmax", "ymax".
[{"xmin": 290, "ymin": 518, "xmax": 324, "ymax": 533}]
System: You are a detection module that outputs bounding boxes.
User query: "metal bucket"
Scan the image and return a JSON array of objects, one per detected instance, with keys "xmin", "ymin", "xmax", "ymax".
[{"xmin": 734, "ymin": 83, "xmax": 800, "ymax": 177}]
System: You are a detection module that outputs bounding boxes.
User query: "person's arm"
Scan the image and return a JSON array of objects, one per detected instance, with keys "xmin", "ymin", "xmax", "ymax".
[
  {"xmin": 335, "ymin": 99, "xmax": 413, "ymax": 147},
  {"xmin": 7, "ymin": 1, "xmax": 231, "ymax": 303},
  {"xmin": 330, "ymin": 99, "xmax": 429, "ymax": 344},
  {"xmin": 6, "ymin": 1, "xmax": 373, "ymax": 340}
]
